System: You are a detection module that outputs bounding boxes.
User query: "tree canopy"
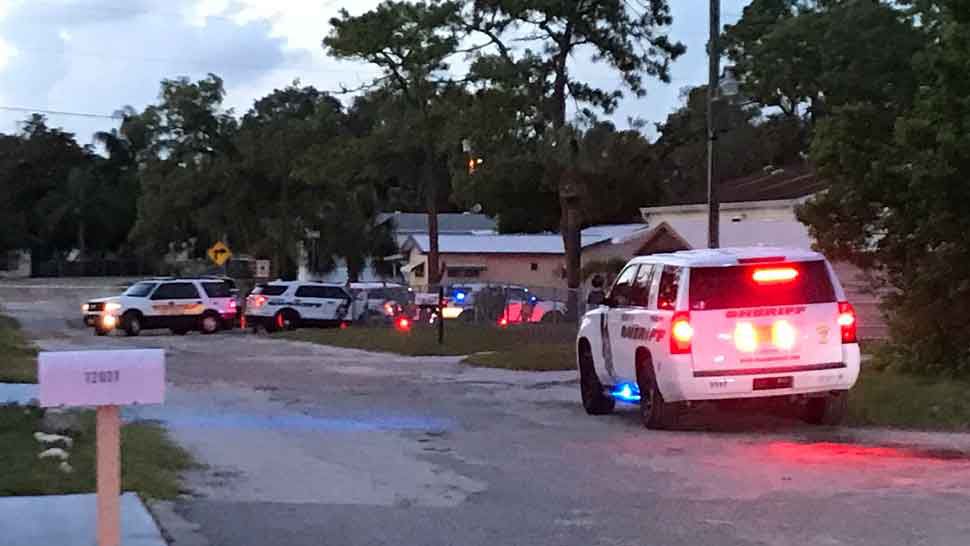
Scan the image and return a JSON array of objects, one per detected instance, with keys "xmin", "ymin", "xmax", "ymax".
[{"xmin": 7, "ymin": 0, "xmax": 970, "ymax": 377}]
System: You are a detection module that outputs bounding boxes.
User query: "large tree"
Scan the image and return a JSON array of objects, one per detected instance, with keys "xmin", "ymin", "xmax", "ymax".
[
  {"xmin": 325, "ymin": 0, "xmax": 463, "ymax": 286},
  {"xmin": 0, "ymin": 115, "xmax": 140, "ymax": 264},
  {"xmin": 0, "ymin": 116, "xmax": 89, "ymax": 259},
  {"xmin": 464, "ymin": 0, "xmax": 685, "ymax": 317},
  {"xmin": 724, "ymin": 0, "xmax": 924, "ymax": 124},
  {"xmin": 650, "ymin": 85, "xmax": 805, "ymax": 204},
  {"xmin": 228, "ymin": 83, "xmax": 346, "ymax": 278},
  {"xmin": 798, "ymin": 1, "xmax": 970, "ymax": 375},
  {"xmin": 127, "ymin": 74, "xmax": 239, "ymax": 258},
  {"xmin": 0, "ymin": 134, "xmax": 29, "ymax": 253}
]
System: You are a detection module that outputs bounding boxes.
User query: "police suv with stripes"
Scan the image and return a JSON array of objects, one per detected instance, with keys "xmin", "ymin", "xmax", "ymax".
[
  {"xmin": 83, "ymin": 277, "xmax": 238, "ymax": 336},
  {"xmin": 245, "ymin": 281, "xmax": 352, "ymax": 331},
  {"xmin": 576, "ymin": 247, "xmax": 861, "ymax": 429}
]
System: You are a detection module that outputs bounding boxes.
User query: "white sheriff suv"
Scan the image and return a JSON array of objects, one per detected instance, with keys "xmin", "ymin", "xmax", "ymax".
[
  {"xmin": 245, "ymin": 281, "xmax": 352, "ymax": 331},
  {"xmin": 83, "ymin": 278, "xmax": 238, "ymax": 336},
  {"xmin": 576, "ymin": 247, "xmax": 861, "ymax": 429}
]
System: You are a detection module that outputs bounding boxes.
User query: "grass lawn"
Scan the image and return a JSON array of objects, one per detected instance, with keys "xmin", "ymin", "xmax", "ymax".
[
  {"xmin": 462, "ymin": 343, "xmax": 575, "ymax": 371},
  {"xmin": 283, "ymin": 322, "xmax": 577, "ymax": 358},
  {"xmin": 0, "ymin": 314, "xmax": 195, "ymax": 499},
  {"xmin": 0, "ymin": 316, "xmax": 38, "ymax": 383},
  {"xmin": 0, "ymin": 407, "xmax": 194, "ymax": 499},
  {"xmin": 847, "ymin": 365, "xmax": 970, "ymax": 430}
]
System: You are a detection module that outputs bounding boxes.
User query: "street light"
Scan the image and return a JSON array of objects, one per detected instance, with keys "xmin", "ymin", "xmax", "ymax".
[
  {"xmin": 707, "ymin": 62, "xmax": 742, "ymax": 249},
  {"xmin": 719, "ymin": 66, "xmax": 741, "ymax": 100}
]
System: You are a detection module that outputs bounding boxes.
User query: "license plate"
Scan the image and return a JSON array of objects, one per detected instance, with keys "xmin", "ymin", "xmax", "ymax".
[{"xmin": 753, "ymin": 376, "xmax": 793, "ymax": 391}]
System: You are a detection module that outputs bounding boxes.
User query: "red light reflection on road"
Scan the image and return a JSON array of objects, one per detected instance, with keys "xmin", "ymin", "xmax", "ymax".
[{"xmin": 765, "ymin": 442, "xmax": 967, "ymax": 465}]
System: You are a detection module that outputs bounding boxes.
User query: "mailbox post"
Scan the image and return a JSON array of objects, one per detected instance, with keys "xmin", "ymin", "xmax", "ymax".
[{"xmin": 39, "ymin": 349, "xmax": 166, "ymax": 546}]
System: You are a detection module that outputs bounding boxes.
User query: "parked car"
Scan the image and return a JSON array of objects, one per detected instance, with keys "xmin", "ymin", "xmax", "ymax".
[
  {"xmin": 347, "ymin": 282, "xmax": 411, "ymax": 324},
  {"xmin": 82, "ymin": 277, "xmax": 238, "ymax": 336},
  {"xmin": 499, "ymin": 286, "xmax": 567, "ymax": 324},
  {"xmin": 576, "ymin": 247, "xmax": 861, "ymax": 429},
  {"xmin": 246, "ymin": 281, "xmax": 352, "ymax": 331}
]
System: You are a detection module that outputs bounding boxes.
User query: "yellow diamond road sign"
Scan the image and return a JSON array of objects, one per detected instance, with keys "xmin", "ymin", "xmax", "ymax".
[{"xmin": 207, "ymin": 241, "xmax": 232, "ymax": 266}]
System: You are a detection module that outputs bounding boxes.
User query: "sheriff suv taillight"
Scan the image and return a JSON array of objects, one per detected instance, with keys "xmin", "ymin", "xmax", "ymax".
[
  {"xmin": 670, "ymin": 311, "xmax": 693, "ymax": 354},
  {"xmin": 837, "ymin": 301, "xmax": 857, "ymax": 343}
]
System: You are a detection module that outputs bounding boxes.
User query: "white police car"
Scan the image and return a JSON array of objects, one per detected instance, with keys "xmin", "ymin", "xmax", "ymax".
[
  {"xmin": 500, "ymin": 286, "xmax": 567, "ymax": 324},
  {"xmin": 245, "ymin": 281, "xmax": 352, "ymax": 331},
  {"xmin": 82, "ymin": 278, "xmax": 238, "ymax": 336},
  {"xmin": 576, "ymin": 247, "xmax": 861, "ymax": 429},
  {"xmin": 348, "ymin": 282, "xmax": 410, "ymax": 324}
]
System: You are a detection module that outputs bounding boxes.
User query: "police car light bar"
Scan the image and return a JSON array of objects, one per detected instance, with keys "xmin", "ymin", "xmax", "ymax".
[{"xmin": 738, "ymin": 256, "xmax": 785, "ymax": 264}]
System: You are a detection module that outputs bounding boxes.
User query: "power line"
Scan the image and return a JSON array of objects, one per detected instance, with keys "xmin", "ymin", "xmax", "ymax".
[{"xmin": 0, "ymin": 106, "xmax": 123, "ymax": 120}]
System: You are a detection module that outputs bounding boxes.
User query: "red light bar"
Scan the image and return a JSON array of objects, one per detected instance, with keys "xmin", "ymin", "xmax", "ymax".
[
  {"xmin": 738, "ymin": 256, "xmax": 786, "ymax": 264},
  {"xmin": 752, "ymin": 268, "xmax": 799, "ymax": 284}
]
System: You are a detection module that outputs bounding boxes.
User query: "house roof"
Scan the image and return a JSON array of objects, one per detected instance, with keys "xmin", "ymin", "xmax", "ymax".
[
  {"xmin": 377, "ymin": 212, "xmax": 498, "ymax": 233},
  {"xmin": 405, "ymin": 234, "xmax": 569, "ymax": 254},
  {"xmin": 402, "ymin": 224, "xmax": 652, "ymax": 255},
  {"xmin": 662, "ymin": 162, "xmax": 826, "ymax": 206},
  {"xmin": 581, "ymin": 224, "xmax": 653, "ymax": 245},
  {"xmin": 651, "ymin": 218, "xmax": 813, "ymax": 251}
]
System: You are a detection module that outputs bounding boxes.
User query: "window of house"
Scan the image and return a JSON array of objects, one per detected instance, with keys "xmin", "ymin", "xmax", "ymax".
[
  {"xmin": 447, "ymin": 267, "xmax": 481, "ymax": 278},
  {"xmin": 530, "ymin": 262, "xmax": 539, "ymax": 271}
]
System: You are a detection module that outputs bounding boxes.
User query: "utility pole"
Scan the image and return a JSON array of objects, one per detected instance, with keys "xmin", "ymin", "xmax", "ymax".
[{"xmin": 707, "ymin": 0, "xmax": 721, "ymax": 249}]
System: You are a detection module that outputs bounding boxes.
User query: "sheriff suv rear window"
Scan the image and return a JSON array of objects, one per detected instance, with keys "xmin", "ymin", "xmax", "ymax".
[
  {"xmin": 201, "ymin": 282, "xmax": 232, "ymax": 298},
  {"xmin": 253, "ymin": 284, "xmax": 287, "ymax": 296},
  {"xmin": 688, "ymin": 260, "xmax": 836, "ymax": 311}
]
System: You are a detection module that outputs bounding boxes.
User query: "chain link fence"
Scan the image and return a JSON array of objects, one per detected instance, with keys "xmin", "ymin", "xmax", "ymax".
[{"xmin": 401, "ymin": 281, "xmax": 595, "ymax": 328}]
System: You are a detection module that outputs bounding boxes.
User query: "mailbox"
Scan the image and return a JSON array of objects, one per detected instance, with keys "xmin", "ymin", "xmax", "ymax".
[
  {"xmin": 39, "ymin": 349, "xmax": 165, "ymax": 408},
  {"xmin": 38, "ymin": 348, "xmax": 166, "ymax": 546}
]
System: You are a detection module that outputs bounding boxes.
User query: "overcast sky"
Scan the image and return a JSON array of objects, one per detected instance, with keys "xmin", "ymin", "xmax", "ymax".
[{"xmin": 0, "ymin": 0, "xmax": 749, "ymax": 145}]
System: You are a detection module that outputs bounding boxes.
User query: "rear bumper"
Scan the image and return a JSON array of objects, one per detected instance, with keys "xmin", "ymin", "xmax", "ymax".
[
  {"xmin": 659, "ymin": 344, "xmax": 862, "ymax": 403},
  {"xmin": 245, "ymin": 314, "xmax": 274, "ymax": 328}
]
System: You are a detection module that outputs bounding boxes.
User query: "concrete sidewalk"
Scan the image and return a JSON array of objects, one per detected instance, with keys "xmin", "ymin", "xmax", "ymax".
[
  {"xmin": 0, "ymin": 383, "xmax": 37, "ymax": 405},
  {"xmin": 0, "ymin": 493, "xmax": 166, "ymax": 546}
]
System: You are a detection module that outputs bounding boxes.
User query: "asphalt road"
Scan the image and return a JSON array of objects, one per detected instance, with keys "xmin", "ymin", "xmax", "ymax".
[{"xmin": 5, "ymin": 280, "xmax": 970, "ymax": 546}]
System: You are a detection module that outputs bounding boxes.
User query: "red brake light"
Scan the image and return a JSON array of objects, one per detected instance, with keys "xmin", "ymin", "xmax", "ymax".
[
  {"xmin": 248, "ymin": 295, "xmax": 268, "ymax": 308},
  {"xmin": 670, "ymin": 311, "xmax": 692, "ymax": 354},
  {"xmin": 752, "ymin": 267, "xmax": 799, "ymax": 284},
  {"xmin": 228, "ymin": 299, "xmax": 237, "ymax": 312},
  {"xmin": 498, "ymin": 317, "xmax": 509, "ymax": 328},
  {"xmin": 395, "ymin": 317, "xmax": 411, "ymax": 331},
  {"xmin": 838, "ymin": 301, "xmax": 857, "ymax": 343}
]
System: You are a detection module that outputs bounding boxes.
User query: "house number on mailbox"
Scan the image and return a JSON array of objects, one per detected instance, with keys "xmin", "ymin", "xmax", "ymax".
[{"xmin": 85, "ymin": 370, "xmax": 120, "ymax": 384}]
